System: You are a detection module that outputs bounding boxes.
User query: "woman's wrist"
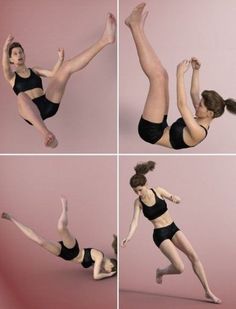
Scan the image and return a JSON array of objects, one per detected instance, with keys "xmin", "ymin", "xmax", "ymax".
[{"xmin": 3, "ymin": 46, "xmax": 9, "ymax": 53}]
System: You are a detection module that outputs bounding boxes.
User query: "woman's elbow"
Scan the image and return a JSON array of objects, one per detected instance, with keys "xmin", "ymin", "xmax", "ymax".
[{"xmin": 93, "ymin": 273, "xmax": 101, "ymax": 280}]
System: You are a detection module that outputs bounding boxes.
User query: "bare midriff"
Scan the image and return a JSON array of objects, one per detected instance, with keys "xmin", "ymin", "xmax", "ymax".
[
  {"xmin": 23, "ymin": 88, "xmax": 45, "ymax": 100},
  {"xmin": 150, "ymin": 210, "xmax": 173, "ymax": 229}
]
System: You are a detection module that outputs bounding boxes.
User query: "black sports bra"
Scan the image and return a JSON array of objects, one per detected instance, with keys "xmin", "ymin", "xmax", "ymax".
[
  {"xmin": 13, "ymin": 68, "xmax": 43, "ymax": 95},
  {"xmin": 169, "ymin": 117, "xmax": 208, "ymax": 149},
  {"xmin": 139, "ymin": 188, "xmax": 168, "ymax": 221},
  {"xmin": 81, "ymin": 248, "xmax": 95, "ymax": 268}
]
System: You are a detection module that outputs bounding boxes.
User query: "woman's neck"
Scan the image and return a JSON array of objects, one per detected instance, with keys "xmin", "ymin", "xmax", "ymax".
[
  {"xmin": 196, "ymin": 117, "xmax": 212, "ymax": 128},
  {"xmin": 15, "ymin": 64, "xmax": 27, "ymax": 72}
]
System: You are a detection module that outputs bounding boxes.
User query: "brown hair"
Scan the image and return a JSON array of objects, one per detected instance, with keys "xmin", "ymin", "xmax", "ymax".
[
  {"xmin": 202, "ymin": 90, "xmax": 236, "ymax": 118},
  {"xmin": 110, "ymin": 258, "xmax": 117, "ymax": 272},
  {"xmin": 112, "ymin": 234, "xmax": 117, "ymax": 255},
  {"xmin": 129, "ymin": 161, "xmax": 156, "ymax": 188}
]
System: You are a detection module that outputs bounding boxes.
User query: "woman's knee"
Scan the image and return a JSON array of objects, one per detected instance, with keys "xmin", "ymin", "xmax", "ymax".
[
  {"xmin": 188, "ymin": 252, "xmax": 200, "ymax": 265},
  {"xmin": 148, "ymin": 65, "xmax": 168, "ymax": 82},
  {"xmin": 174, "ymin": 262, "xmax": 185, "ymax": 274}
]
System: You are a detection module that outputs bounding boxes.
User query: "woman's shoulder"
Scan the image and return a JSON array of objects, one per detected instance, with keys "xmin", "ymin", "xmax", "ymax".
[
  {"xmin": 153, "ymin": 186, "xmax": 162, "ymax": 193},
  {"xmin": 90, "ymin": 248, "xmax": 103, "ymax": 260},
  {"xmin": 134, "ymin": 197, "xmax": 142, "ymax": 207}
]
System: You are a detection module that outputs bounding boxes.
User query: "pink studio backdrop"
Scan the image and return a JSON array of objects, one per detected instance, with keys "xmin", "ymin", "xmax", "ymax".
[
  {"xmin": 0, "ymin": 0, "xmax": 116, "ymax": 153},
  {"xmin": 0, "ymin": 156, "xmax": 117, "ymax": 309},
  {"xmin": 120, "ymin": 156, "xmax": 236, "ymax": 308},
  {"xmin": 120, "ymin": 0, "xmax": 236, "ymax": 153}
]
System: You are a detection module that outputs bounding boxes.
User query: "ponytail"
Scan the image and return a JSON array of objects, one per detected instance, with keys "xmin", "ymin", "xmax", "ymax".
[
  {"xmin": 224, "ymin": 98, "xmax": 236, "ymax": 115},
  {"xmin": 134, "ymin": 161, "xmax": 156, "ymax": 175},
  {"xmin": 130, "ymin": 161, "xmax": 156, "ymax": 188}
]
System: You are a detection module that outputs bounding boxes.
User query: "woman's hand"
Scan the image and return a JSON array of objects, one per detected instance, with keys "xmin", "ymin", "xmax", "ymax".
[
  {"xmin": 171, "ymin": 195, "xmax": 181, "ymax": 204},
  {"xmin": 177, "ymin": 59, "xmax": 190, "ymax": 75},
  {"xmin": 108, "ymin": 271, "xmax": 117, "ymax": 277},
  {"xmin": 121, "ymin": 238, "xmax": 129, "ymax": 247},
  {"xmin": 60, "ymin": 195, "xmax": 67, "ymax": 206},
  {"xmin": 58, "ymin": 48, "xmax": 64, "ymax": 61},
  {"xmin": 3, "ymin": 34, "xmax": 14, "ymax": 50},
  {"xmin": 191, "ymin": 57, "xmax": 201, "ymax": 70}
]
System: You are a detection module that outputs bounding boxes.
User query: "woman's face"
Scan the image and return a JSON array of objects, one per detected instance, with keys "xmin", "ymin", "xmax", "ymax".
[
  {"xmin": 133, "ymin": 185, "xmax": 147, "ymax": 198},
  {"xmin": 196, "ymin": 98, "xmax": 208, "ymax": 117},
  {"xmin": 103, "ymin": 258, "xmax": 114, "ymax": 273},
  {"xmin": 10, "ymin": 47, "xmax": 25, "ymax": 66},
  {"xmin": 196, "ymin": 98, "xmax": 213, "ymax": 119}
]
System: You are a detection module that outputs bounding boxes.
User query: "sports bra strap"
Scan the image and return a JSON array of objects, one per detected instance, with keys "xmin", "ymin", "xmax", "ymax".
[
  {"xmin": 200, "ymin": 125, "xmax": 208, "ymax": 136},
  {"xmin": 151, "ymin": 188, "xmax": 157, "ymax": 197}
]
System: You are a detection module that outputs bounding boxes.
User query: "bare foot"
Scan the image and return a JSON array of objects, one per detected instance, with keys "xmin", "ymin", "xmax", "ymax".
[
  {"xmin": 205, "ymin": 291, "xmax": 222, "ymax": 304},
  {"xmin": 101, "ymin": 13, "xmax": 116, "ymax": 45},
  {"xmin": 156, "ymin": 268, "xmax": 163, "ymax": 284},
  {"xmin": 1, "ymin": 212, "xmax": 11, "ymax": 221},
  {"xmin": 125, "ymin": 3, "xmax": 147, "ymax": 28},
  {"xmin": 44, "ymin": 132, "xmax": 58, "ymax": 148}
]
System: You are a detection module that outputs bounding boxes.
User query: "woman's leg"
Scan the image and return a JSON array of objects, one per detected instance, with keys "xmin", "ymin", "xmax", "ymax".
[
  {"xmin": 17, "ymin": 93, "xmax": 58, "ymax": 148},
  {"xmin": 57, "ymin": 197, "xmax": 76, "ymax": 248},
  {"xmin": 1, "ymin": 212, "xmax": 61, "ymax": 255},
  {"xmin": 125, "ymin": 3, "xmax": 169, "ymax": 122},
  {"xmin": 156, "ymin": 239, "xmax": 184, "ymax": 284},
  {"xmin": 172, "ymin": 231, "xmax": 221, "ymax": 304},
  {"xmin": 45, "ymin": 13, "xmax": 116, "ymax": 103}
]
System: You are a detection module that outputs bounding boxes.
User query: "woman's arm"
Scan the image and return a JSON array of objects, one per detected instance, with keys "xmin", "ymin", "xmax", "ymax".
[
  {"xmin": 190, "ymin": 57, "xmax": 201, "ymax": 110},
  {"xmin": 121, "ymin": 199, "xmax": 141, "ymax": 247},
  {"xmin": 176, "ymin": 59, "xmax": 206, "ymax": 141},
  {"xmin": 156, "ymin": 186, "xmax": 181, "ymax": 204},
  {"xmin": 33, "ymin": 48, "xmax": 64, "ymax": 78},
  {"xmin": 92, "ymin": 251, "xmax": 116, "ymax": 280},
  {"xmin": 2, "ymin": 34, "xmax": 14, "ymax": 82}
]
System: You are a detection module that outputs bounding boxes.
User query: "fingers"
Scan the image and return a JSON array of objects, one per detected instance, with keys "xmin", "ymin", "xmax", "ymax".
[
  {"xmin": 108, "ymin": 12, "xmax": 116, "ymax": 23},
  {"xmin": 178, "ymin": 59, "xmax": 190, "ymax": 65},
  {"xmin": 5, "ymin": 34, "xmax": 14, "ymax": 46},
  {"xmin": 121, "ymin": 239, "xmax": 127, "ymax": 247},
  {"xmin": 191, "ymin": 57, "xmax": 201, "ymax": 68}
]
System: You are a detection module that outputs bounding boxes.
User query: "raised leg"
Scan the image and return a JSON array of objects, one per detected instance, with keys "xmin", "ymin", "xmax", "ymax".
[
  {"xmin": 45, "ymin": 13, "xmax": 116, "ymax": 103},
  {"xmin": 125, "ymin": 3, "xmax": 169, "ymax": 122},
  {"xmin": 1, "ymin": 212, "xmax": 61, "ymax": 255},
  {"xmin": 17, "ymin": 93, "xmax": 58, "ymax": 148},
  {"xmin": 57, "ymin": 196, "xmax": 76, "ymax": 248},
  {"xmin": 156, "ymin": 239, "xmax": 184, "ymax": 284},
  {"xmin": 172, "ymin": 231, "xmax": 221, "ymax": 304}
]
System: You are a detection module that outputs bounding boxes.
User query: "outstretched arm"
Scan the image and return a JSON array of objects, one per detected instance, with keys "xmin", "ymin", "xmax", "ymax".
[
  {"xmin": 121, "ymin": 199, "xmax": 141, "ymax": 247},
  {"xmin": 190, "ymin": 57, "xmax": 201, "ymax": 110},
  {"xmin": 2, "ymin": 34, "xmax": 14, "ymax": 82},
  {"xmin": 156, "ymin": 187, "xmax": 181, "ymax": 204},
  {"xmin": 176, "ymin": 59, "xmax": 206, "ymax": 141},
  {"xmin": 93, "ymin": 251, "xmax": 116, "ymax": 280},
  {"xmin": 33, "ymin": 48, "xmax": 64, "ymax": 78}
]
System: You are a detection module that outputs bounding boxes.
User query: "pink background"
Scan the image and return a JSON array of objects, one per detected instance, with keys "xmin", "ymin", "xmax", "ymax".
[
  {"xmin": 120, "ymin": 156, "xmax": 236, "ymax": 307},
  {"xmin": 0, "ymin": 156, "xmax": 117, "ymax": 309},
  {"xmin": 120, "ymin": 0, "xmax": 236, "ymax": 153},
  {"xmin": 0, "ymin": 0, "xmax": 116, "ymax": 153}
]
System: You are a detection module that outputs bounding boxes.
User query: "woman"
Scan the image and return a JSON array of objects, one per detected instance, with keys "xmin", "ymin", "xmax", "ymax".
[
  {"xmin": 125, "ymin": 3, "xmax": 236, "ymax": 149},
  {"xmin": 121, "ymin": 161, "xmax": 221, "ymax": 303},
  {"xmin": 2, "ymin": 13, "xmax": 116, "ymax": 148},
  {"xmin": 1, "ymin": 196, "xmax": 117, "ymax": 280}
]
